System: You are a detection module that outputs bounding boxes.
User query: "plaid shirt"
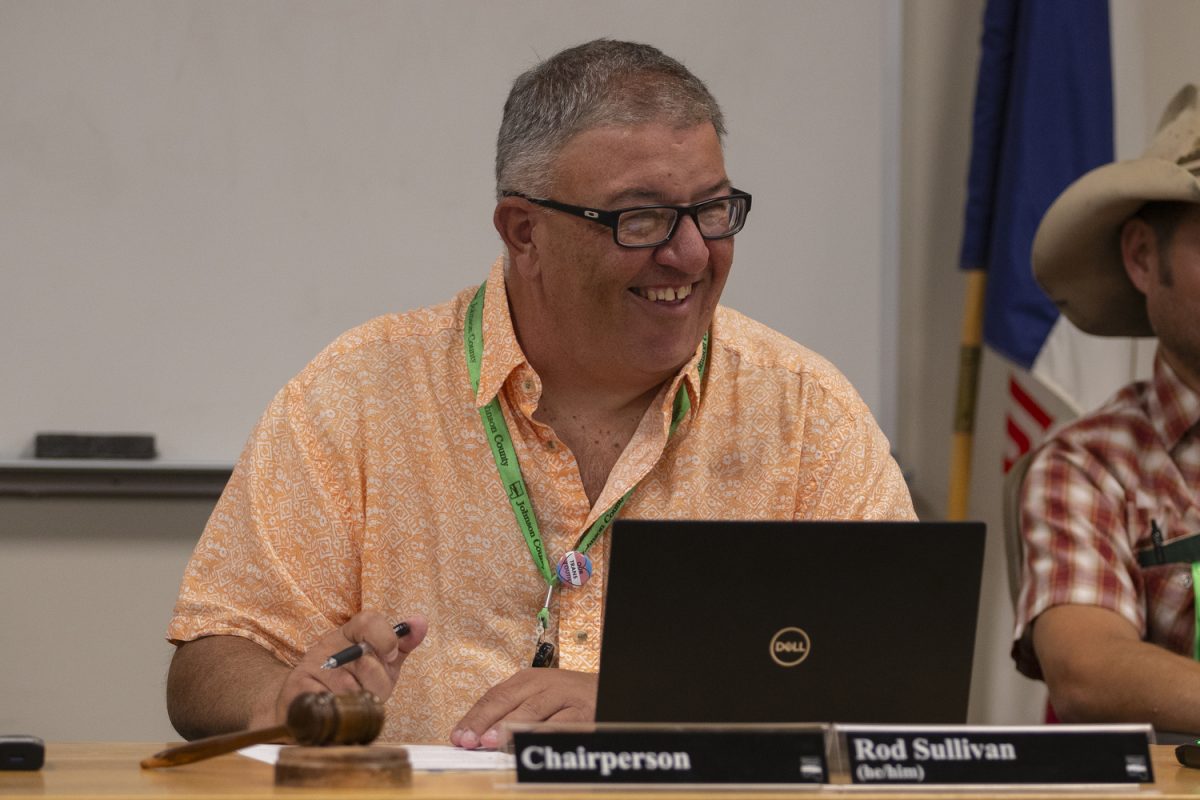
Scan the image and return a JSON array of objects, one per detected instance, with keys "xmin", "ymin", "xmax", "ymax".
[{"xmin": 1014, "ymin": 352, "xmax": 1200, "ymax": 679}]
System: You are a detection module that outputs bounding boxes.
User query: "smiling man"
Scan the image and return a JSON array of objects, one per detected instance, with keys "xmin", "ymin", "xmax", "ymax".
[{"xmin": 164, "ymin": 39, "xmax": 913, "ymax": 748}]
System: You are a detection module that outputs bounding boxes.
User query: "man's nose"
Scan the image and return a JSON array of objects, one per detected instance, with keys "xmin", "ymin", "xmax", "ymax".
[{"xmin": 654, "ymin": 214, "xmax": 709, "ymax": 273}]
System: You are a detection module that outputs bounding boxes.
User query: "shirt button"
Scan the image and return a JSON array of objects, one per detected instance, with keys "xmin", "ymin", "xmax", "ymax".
[{"xmin": 574, "ymin": 631, "xmax": 589, "ymax": 643}]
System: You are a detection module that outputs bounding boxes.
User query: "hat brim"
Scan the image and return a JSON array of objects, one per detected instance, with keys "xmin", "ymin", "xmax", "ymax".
[{"xmin": 1032, "ymin": 158, "xmax": 1200, "ymax": 337}]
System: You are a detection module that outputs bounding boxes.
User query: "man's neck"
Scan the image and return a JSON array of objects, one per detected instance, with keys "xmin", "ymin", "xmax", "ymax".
[
  {"xmin": 532, "ymin": 359, "xmax": 671, "ymax": 422},
  {"xmin": 1160, "ymin": 347, "xmax": 1200, "ymax": 398},
  {"xmin": 515, "ymin": 307, "xmax": 675, "ymax": 505},
  {"xmin": 504, "ymin": 273, "xmax": 688, "ymax": 502},
  {"xmin": 532, "ymin": 377, "xmax": 663, "ymax": 506},
  {"xmin": 506, "ymin": 278, "xmax": 680, "ymax": 418}
]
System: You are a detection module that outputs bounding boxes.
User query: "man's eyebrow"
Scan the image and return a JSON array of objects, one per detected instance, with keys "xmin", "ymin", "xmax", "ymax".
[{"xmin": 604, "ymin": 179, "xmax": 733, "ymax": 208}]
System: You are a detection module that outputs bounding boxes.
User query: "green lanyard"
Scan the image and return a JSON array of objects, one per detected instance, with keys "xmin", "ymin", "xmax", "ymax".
[
  {"xmin": 464, "ymin": 282, "xmax": 707, "ymax": 632},
  {"xmin": 1192, "ymin": 562, "xmax": 1200, "ymax": 661}
]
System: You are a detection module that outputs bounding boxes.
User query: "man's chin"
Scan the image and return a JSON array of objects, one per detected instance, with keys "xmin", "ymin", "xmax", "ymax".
[{"xmin": 625, "ymin": 340, "xmax": 703, "ymax": 382}]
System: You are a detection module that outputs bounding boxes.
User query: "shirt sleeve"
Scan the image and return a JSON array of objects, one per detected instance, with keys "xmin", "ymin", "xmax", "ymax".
[
  {"xmin": 1011, "ymin": 438, "xmax": 1143, "ymax": 679},
  {"xmin": 166, "ymin": 373, "xmax": 365, "ymax": 664},
  {"xmin": 795, "ymin": 382, "xmax": 916, "ymax": 521}
]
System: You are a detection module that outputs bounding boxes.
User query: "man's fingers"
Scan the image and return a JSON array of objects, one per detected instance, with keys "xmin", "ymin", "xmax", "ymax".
[
  {"xmin": 477, "ymin": 705, "xmax": 589, "ymax": 750},
  {"xmin": 453, "ymin": 669, "xmax": 598, "ymax": 750},
  {"xmin": 301, "ymin": 669, "xmax": 364, "ymax": 696},
  {"xmin": 394, "ymin": 615, "xmax": 428, "ymax": 655},
  {"xmin": 454, "ymin": 673, "xmax": 537, "ymax": 743},
  {"xmin": 338, "ymin": 611, "xmax": 400, "ymax": 665},
  {"xmin": 273, "ymin": 611, "xmax": 429, "ymax": 726},
  {"xmin": 545, "ymin": 705, "xmax": 591, "ymax": 723},
  {"xmin": 274, "ymin": 669, "xmax": 364, "ymax": 724},
  {"xmin": 339, "ymin": 612, "xmax": 429, "ymax": 670},
  {"xmin": 459, "ymin": 688, "xmax": 553, "ymax": 750},
  {"xmin": 335, "ymin": 648, "xmax": 395, "ymax": 696}
]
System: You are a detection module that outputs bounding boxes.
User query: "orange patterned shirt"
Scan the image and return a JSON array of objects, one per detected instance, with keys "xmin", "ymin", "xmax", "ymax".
[{"xmin": 168, "ymin": 257, "xmax": 914, "ymax": 743}]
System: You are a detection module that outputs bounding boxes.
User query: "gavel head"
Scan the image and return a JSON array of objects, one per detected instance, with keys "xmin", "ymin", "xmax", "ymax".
[{"xmin": 286, "ymin": 691, "xmax": 385, "ymax": 746}]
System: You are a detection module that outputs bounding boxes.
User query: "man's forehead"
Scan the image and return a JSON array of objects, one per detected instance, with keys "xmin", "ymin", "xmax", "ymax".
[
  {"xmin": 602, "ymin": 177, "xmax": 733, "ymax": 208},
  {"xmin": 551, "ymin": 121, "xmax": 728, "ymax": 204}
]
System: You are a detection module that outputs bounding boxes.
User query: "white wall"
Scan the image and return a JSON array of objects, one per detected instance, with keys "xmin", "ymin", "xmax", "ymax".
[
  {"xmin": 0, "ymin": 497, "xmax": 210, "ymax": 741},
  {"xmin": 0, "ymin": 0, "xmax": 897, "ymax": 463}
]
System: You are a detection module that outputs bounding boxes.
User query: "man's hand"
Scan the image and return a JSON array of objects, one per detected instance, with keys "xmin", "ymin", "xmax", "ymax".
[
  {"xmin": 167, "ymin": 612, "xmax": 429, "ymax": 739},
  {"xmin": 450, "ymin": 668, "xmax": 597, "ymax": 750},
  {"xmin": 258, "ymin": 611, "xmax": 429, "ymax": 728}
]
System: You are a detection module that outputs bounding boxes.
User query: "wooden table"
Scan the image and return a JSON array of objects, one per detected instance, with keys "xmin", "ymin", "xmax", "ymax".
[{"xmin": 0, "ymin": 742, "xmax": 1191, "ymax": 799}]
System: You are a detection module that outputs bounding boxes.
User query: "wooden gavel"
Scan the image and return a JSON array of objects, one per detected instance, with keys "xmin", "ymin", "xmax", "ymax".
[{"xmin": 141, "ymin": 691, "xmax": 384, "ymax": 769}]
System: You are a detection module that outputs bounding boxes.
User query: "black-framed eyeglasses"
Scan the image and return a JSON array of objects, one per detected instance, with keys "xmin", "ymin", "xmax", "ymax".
[{"xmin": 504, "ymin": 189, "xmax": 752, "ymax": 248}]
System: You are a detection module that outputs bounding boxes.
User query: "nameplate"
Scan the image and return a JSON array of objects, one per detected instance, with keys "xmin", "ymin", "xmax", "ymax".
[
  {"xmin": 839, "ymin": 724, "xmax": 1154, "ymax": 785},
  {"xmin": 512, "ymin": 726, "xmax": 828, "ymax": 784}
]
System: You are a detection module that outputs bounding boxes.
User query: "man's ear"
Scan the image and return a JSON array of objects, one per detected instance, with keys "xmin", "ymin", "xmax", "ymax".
[
  {"xmin": 1120, "ymin": 216, "xmax": 1157, "ymax": 296},
  {"xmin": 494, "ymin": 197, "xmax": 540, "ymax": 277}
]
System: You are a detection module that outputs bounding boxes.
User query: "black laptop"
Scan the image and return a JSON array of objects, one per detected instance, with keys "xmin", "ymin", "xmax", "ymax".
[{"xmin": 595, "ymin": 519, "xmax": 985, "ymax": 725}]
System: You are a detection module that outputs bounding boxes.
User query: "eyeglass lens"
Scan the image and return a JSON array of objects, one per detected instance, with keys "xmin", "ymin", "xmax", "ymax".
[{"xmin": 616, "ymin": 196, "xmax": 747, "ymax": 246}]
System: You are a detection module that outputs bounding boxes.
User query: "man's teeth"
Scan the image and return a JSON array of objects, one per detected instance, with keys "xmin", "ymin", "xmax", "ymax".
[{"xmin": 636, "ymin": 284, "xmax": 693, "ymax": 302}]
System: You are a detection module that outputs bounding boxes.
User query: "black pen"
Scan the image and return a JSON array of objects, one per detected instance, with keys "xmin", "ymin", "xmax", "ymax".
[
  {"xmin": 1152, "ymin": 519, "xmax": 1166, "ymax": 564},
  {"xmin": 320, "ymin": 621, "xmax": 411, "ymax": 670}
]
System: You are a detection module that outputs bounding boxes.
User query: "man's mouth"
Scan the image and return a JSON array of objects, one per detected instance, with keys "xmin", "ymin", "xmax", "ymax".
[{"xmin": 632, "ymin": 283, "xmax": 694, "ymax": 303}]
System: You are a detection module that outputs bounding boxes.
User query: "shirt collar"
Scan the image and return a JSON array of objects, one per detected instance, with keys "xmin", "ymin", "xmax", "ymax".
[
  {"xmin": 664, "ymin": 328, "xmax": 709, "ymax": 430},
  {"xmin": 1148, "ymin": 349, "xmax": 1200, "ymax": 451},
  {"xmin": 470, "ymin": 256, "xmax": 709, "ymax": 424},
  {"xmin": 473, "ymin": 257, "xmax": 526, "ymax": 408}
]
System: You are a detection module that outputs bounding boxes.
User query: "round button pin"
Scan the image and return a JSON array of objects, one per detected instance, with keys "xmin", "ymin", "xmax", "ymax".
[{"xmin": 556, "ymin": 551, "xmax": 593, "ymax": 587}]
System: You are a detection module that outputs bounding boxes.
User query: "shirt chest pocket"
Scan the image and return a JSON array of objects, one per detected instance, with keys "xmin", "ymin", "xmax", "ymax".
[
  {"xmin": 1125, "ymin": 503, "xmax": 1200, "ymax": 567},
  {"xmin": 1126, "ymin": 504, "xmax": 1198, "ymax": 601}
]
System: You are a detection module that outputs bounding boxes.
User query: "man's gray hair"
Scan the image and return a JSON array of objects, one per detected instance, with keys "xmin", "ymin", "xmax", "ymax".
[{"xmin": 495, "ymin": 39, "xmax": 726, "ymax": 200}]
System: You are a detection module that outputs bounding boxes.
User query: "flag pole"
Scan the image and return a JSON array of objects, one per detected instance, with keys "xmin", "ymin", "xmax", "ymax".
[{"xmin": 948, "ymin": 268, "xmax": 987, "ymax": 520}]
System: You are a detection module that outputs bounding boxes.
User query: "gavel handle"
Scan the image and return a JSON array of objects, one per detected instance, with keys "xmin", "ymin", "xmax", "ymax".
[{"xmin": 140, "ymin": 724, "xmax": 290, "ymax": 769}]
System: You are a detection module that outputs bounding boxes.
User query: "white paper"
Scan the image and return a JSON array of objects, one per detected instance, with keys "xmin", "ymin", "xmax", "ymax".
[
  {"xmin": 402, "ymin": 744, "xmax": 515, "ymax": 771},
  {"xmin": 238, "ymin": 743, "xmax": 514, "ymax": 772}
]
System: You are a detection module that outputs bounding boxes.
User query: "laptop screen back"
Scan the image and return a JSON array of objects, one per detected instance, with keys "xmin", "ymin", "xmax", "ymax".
[{"xmin": 595, "ymin": 520, "xmax": 985, "ymax": 725}]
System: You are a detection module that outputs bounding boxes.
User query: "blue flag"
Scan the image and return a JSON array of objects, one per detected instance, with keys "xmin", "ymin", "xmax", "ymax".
[{"xmin": 959, "ymin": 0, "xmax": 1113, "ymax": 369}]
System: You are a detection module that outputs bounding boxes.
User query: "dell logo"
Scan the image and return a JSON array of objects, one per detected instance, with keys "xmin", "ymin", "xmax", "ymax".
[{"xmin": 769, "ymin": 627, "xmax": 811, "ymax": 667}]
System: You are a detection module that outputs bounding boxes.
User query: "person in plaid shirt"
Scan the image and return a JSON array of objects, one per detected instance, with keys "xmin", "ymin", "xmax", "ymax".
[{"xmin": 1015, "ymin": 83, "xmax": 1200, "ymax": 732}]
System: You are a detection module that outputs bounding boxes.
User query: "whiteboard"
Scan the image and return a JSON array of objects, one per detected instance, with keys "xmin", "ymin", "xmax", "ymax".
[{"xmin": 0, "ymin": 0, "xmax": 897, "ymax": 462}]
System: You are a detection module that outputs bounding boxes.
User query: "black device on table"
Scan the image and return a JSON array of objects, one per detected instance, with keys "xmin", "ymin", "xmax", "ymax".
[
  {"xmin": 1177, "ymin": 741, "xmax": 1200, "ymax": 769},
  {"xmin": 0, "ymin": 735, "xmax": 44, "ymax": 771}
]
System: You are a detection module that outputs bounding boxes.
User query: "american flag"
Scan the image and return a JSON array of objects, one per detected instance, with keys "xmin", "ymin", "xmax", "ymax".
[
  {"xmin": 1003, "ymin": 375, "xmax": 1054, "ymax": 473},
  {"xmin": 957, "ymin": 0, "xmax": 1114, "ymax": 477}
]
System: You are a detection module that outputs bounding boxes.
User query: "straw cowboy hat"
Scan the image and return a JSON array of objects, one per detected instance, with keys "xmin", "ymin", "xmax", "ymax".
[{"xmin": 1032, "ymin": 82, "xmax": 1200, "ymax": 337}]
